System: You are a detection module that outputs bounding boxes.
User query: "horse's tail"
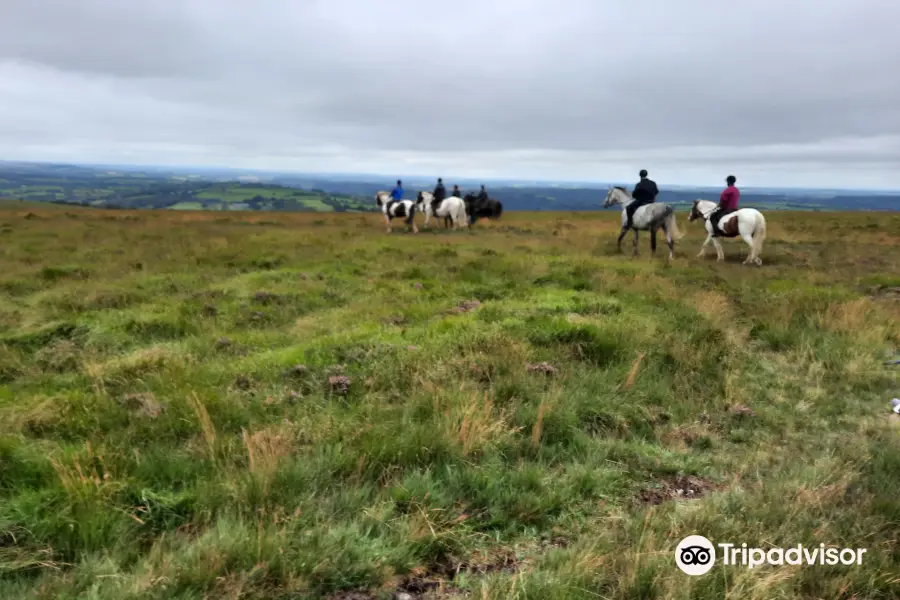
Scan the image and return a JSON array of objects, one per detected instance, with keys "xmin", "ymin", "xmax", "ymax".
[
  {"xmin": 753, "ymin": 211, "xmax": 767, "ymax": 255},
  {"xmin": 494, "ymin": 201, "xmax": 503, "ymax": 219},
  {"xmin": 665, "ymin": 206, "xmax": 684, "ymax": 240},
  {"xmin": 459, "ymin": 199, "xmax": 469, "ymax": 226},
  {"xmin": 406, "ymin": 202, "xmax": 416, "ymax": 225}
]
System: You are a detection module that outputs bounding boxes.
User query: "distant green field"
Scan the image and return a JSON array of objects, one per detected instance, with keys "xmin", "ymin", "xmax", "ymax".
[
  {"xmin": 196, "ymin": 186, "xmax": 298, "ymax": 202},
  {"xmin": 298, "ymin": 197, "xmax": 334, "ymax": 211},
  {"xmin": 1, "ymin": 179, "xmax": 372, "ymax": 213}
]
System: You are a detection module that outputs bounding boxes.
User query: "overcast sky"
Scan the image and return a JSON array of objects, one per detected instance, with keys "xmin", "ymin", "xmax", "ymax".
[{"xmin": 1, "ymin": 0, "xmax": 898, "ymax": 189}]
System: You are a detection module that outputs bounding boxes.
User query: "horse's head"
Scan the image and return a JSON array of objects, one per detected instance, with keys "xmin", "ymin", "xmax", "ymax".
[
  {"xmin": 689, "ymin": 199, "xmax": 715, "ymax": 222},
  {"xmin": 375, "ymin": 191, "xmax": 387, "ymax": 207},
  {"xmin": 603, "ymin": 187, "xmax": 621, "ymax": 208},
  {"xmin": 688, "ymin": 199, "xmax": 701, "ymax": 221}
]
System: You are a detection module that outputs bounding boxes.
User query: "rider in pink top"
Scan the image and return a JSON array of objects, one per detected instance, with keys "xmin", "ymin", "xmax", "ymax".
[
  {"xmin": 720, "ymin": 180, "xmax": 739, "ymax": 211},
  {"xmin": 711, "ymin": 175, "xmax": 740, "ymax": 235}
]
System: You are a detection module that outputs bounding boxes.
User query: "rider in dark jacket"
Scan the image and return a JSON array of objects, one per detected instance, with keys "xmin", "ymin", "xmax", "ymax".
[
  {"xmin": 476, "ymin": 185, "xmax": 488, "ymax": 204},
  {"xmin": 451, "ymin": 185, "xmax": 461, "ymax": 198},
  {"xmin": 625, "ymin": 169, "xmax": 658, "ymax": 229},
  {"xmin": 432, "ymin": 178, "xmax": 446, "ymax": 214}
]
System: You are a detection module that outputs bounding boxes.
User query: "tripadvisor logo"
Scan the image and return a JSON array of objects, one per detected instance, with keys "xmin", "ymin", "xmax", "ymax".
[
  {"xmin": 676, "ymin": 535, "xmax": 716, "ymax": 575},
  {"xmin": 675, "ymin": 535, "xmax": 867, "ymax": 575}
]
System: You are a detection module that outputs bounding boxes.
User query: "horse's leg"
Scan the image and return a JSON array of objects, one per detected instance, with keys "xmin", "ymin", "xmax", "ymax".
[
  {"xmin": 617, "ymin": 227, "xmax": 628, "ymax": 252},
  {"xmin": 632, "ymin": 229, "xmax": 639, "ymax": 257},
  {"xmin": 697, "ymin": 233, "xmax": 712, "ymax": 258},
  {"xmin": 740, "ymin": 230, "xmax": 756, "ymax": 264},
  {"xmin": 384, "ymin": 214, "xmax": 392, "ymax": 233},
  {"xmin": 736, "ymin": 215, "xmax": 762, "ymax": 266},
  {"xmin": 662, "ymin": 223, "xmax": 674, "ymax": 260},
  {"xmin": 712, "ymin": 238, "xmax": 724, "ymax": 261},
  {"xmin": 650, "ymin": 226, "xmax": 658, "ymax": 256}
]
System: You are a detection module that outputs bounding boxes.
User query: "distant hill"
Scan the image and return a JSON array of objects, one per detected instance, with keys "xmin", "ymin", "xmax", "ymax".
[
  {"xmin": 0, "ymin": 162, "xmax": 377, "ymax": 213},
  {"xmin": 0, "ymin": 160, "xmax": 898, "ymax": 212}
]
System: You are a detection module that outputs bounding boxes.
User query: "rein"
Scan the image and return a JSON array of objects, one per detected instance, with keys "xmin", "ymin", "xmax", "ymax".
[{"xmin": 697, "ymin": 203, "xmax": 718, "ymax": 219}]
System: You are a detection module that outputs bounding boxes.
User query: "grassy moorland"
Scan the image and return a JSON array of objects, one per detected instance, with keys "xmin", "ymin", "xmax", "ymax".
[{"xmin": 0, "ymin": 202, "xmax": 899, "ymax": 600}]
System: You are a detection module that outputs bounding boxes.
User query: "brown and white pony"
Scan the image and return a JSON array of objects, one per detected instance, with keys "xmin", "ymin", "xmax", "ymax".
[{"xmin": 689, "ymin": 199, "xmax": 767, "ymax": 265}]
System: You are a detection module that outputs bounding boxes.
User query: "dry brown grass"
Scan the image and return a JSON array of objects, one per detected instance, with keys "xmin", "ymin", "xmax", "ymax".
[{"xmin": 442, "ymin": 392, "xmax": 521, "ymax": 458}]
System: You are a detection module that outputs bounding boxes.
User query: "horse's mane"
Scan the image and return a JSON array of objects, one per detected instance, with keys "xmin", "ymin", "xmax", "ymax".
[{"xmin": 613, "ymin": 186, "xmax": 627, "ymax": 193}]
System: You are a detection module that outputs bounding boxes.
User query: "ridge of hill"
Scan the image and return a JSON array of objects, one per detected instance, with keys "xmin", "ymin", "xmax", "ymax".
[{"xmin": 1, "ymin": 160, "xmax": 899, "ymax": 212}]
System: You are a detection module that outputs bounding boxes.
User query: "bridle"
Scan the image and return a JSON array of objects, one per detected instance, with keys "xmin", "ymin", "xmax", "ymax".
[
  {"xmin": 605, "ymin": 188, "xmax": 625, "ymax": 207},
  {"xmin": 693, "ymin": 202, "xmax": 717, "ymax": 220}
]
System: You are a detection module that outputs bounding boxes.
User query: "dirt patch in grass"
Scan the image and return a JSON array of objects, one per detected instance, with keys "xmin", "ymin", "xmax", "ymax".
[
  {"xmin": 118, "ymin": 392, "xmax": 167, "ymax": 419},
  {"xmin": 636, "ymin": 474, "xmax": 719, "ymax": 506},
  {"xmin": 867, "ymin": 286, "xmax": 900, "ymax": 301},
  {"xmin": 447, "ymin": 299, "xmax": 482, "ymax": 314}
]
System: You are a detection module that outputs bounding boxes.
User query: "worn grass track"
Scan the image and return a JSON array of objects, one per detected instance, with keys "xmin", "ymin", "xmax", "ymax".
[{"xmin": 1, "ymin": 202, "xmax": 899, "ymax": 599}]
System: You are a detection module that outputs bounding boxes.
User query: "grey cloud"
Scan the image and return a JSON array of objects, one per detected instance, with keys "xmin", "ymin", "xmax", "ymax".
[{"xmin": 0, "ymin": 0, "xmax": 898, "ymax": 187}]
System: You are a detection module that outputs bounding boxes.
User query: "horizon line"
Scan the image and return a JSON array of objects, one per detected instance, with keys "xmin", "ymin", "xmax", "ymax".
[{"xmin": 1, "ymin": 157, "xmax": 898, "ymax": 194}]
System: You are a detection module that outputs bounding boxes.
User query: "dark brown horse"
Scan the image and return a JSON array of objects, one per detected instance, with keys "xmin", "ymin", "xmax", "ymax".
[{"xmin": 463, "ymin": 193, "xmax": 503, "ymax": 225}]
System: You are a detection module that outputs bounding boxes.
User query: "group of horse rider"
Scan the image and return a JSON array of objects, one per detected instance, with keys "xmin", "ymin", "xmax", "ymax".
[
  {"xmin": 389, "ymin": 178, "xmax": 490, "ymax": 214},
  {"xmin": 626, "ymin": 169, "xmax": 740, "ymax": 236},
  {"xmin": 387, "ymin": 170, "xmax": 739, "ymax": 235}
]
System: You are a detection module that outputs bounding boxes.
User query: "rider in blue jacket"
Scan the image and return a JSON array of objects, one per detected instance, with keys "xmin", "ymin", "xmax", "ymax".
[{"xmin": 390, "ymin": 180, "xmax": 403, "ymax": 201}]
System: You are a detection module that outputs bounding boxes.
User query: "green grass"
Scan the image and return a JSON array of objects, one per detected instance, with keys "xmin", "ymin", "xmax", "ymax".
[
  {"xmin": 0, "ymin": 202, "xmax": 898, "ymax": 599},
  {"xmin": 195, "ymin": 186, "xmax": 299, "ymax": 203},
  {"xmin": 298, "ymin": 197, "xmax": 335, "ymax": 211}
]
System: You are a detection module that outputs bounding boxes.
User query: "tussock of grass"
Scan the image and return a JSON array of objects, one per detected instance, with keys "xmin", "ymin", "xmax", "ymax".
[{"xmin": 0, "ymin": 204, "xmax": 899, "ymax": 599}]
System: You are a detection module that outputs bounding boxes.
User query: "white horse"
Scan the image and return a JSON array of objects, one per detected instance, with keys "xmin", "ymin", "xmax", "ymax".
[
  {"xmin": 688, "ymin": 200, "xmax": 767, "ymax": 265},
  {"xmin": 415, "ymin": 192, "xmax": 469, "ymax": 230},
  {"xmin": 603, "ymin": 186, "xmax": 684, "ymax": 259},
  {"xmin": 375, "ymin": 191, "xmax": 418, "ymax": 233}
]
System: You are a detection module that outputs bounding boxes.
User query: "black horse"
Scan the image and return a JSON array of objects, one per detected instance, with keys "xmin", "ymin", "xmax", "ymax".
[{"xmin": 463, "ymin": 193, "xmax": 504, "ymax": 225}]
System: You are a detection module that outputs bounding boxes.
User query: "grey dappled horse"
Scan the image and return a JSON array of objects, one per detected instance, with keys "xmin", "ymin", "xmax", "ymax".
[{"xmin": 603, "ymin": 186, "xmax": 684, "ymax": 259}]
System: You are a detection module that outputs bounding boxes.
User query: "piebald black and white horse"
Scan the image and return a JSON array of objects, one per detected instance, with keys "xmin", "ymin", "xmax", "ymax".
[
  {"xmin": 416, "ymin": 192, "xmax": 469, "ymax": 230},
  {"xmin": 375, "ymin": 191, "xmax": 418, "ymax": 233}
]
